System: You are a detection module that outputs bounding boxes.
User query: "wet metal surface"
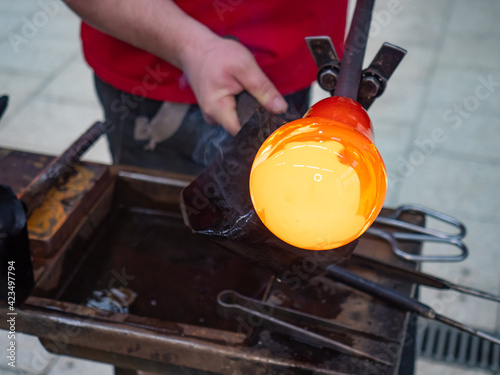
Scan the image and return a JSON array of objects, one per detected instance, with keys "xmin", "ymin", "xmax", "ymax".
[
  {"xmin": 55, "ymin": 207, "xmax": 274, "ymax": 331},
  {"xmin": 0, "ymin": 149, "xmax": 422, "ymax": 374},
  {"xmin": 0, "ymin": 149, "xmax": 53, "ymax": 194}
]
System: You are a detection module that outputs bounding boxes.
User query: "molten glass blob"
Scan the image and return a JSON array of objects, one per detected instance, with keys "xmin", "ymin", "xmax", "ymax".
[{"xmin": 249, "ymin": 97, "xmax": 387, "ymax": 250}]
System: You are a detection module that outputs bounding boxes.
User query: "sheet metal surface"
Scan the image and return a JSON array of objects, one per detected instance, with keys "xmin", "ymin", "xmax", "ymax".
[{"xmin": 0, "ymin": 149, "xmax": 421, "ymax": 374}]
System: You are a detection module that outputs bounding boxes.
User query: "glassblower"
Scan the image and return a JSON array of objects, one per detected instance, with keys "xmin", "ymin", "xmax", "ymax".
[
  {"xmin": 180, "ymin": 0, "xmax": 405, "ymax": 262},
  {"xmin": 180, "ymin": 0, "xmax": 500, "ymax": 347}
]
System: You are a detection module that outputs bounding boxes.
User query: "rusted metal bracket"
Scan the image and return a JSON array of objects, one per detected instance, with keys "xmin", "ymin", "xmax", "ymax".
[
  {"xmin": 305, "ymin": 36, "xmax": 340, "ymax": 93},
  {"xmin": 306, "ymin": 38, "xmax": 407, "ymax": 110},
  {"xmin": 18, "ymin": 121, "xmax": 109, "ymax": 218},
  {"xmin": 357, "ymin": 42, "xmax": 407, "ymax": 109}
]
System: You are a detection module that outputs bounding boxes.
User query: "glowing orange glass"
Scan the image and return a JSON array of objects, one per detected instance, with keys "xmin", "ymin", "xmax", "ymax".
[{"xmin": 249, "ymin": 96, "xmax": 387, "ymax": 250}]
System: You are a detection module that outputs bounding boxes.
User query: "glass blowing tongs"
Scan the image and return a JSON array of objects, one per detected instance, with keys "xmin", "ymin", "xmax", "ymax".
[{"xmin": 367, "ymin": 204, "xmax": 468, "ymax": 262}]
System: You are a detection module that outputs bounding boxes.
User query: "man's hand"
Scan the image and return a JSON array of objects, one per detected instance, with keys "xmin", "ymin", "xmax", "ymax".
[
  {"xmin": 66, "ymin": 0, "xmax": 287, "ymax": 135},
  {"xmin": 180, "ymin": 37, "xmax": 288, "ymax": 135}
]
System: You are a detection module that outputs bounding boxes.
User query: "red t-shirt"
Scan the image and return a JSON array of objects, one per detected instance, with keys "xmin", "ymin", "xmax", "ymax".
[{"xmin": 81, "ymin": 0, "xmax": 347, "ymax": 103}]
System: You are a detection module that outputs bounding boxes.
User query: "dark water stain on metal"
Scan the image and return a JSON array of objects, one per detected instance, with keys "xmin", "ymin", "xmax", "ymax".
[
  {"xmin": 56, "ymin": 208, "xmax": 274, "ymax": 332},
  {"xmin": 267, "ymin": 277, "xmax": 350, "ymax": 323}
]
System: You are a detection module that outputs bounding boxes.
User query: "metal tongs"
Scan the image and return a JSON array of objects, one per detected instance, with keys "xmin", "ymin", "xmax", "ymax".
[
  {"xmin": 217, "ymin": 290, "xmax": 393, "ymax": 365},
  {"xmin": 351, "ymin": 253, "xmax": 500, "ymax": 303},
  {"xmin": 367, "ymin": 204, "xmax": 468, "ymax": 262},
  {"xmin": 326, "ymin": 265, "xmax": 500, "ymax": 347}
]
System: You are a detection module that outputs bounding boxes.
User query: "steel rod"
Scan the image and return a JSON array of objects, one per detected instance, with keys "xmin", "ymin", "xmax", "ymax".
[
  {"xmin": 335, "ymin": 0, "xmax": 375, "ymax": 99},
  {"xmin": 352, "ymin": 253, "xmax": 500, "ymax": 303},
  {"xmin": 18, "ymin": 121, "xmax": 108, "ymax": 217},
  {"xmin": 326, "ymin": 265, "xmax": 500, "ymax": 346}
]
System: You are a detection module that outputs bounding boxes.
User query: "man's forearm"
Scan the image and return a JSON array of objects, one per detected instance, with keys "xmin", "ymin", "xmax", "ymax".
[
  {"xmin": 67, "ymin": 0, "xmax": 288, "ymax": 134},
  {"xmin": 65, "ymin": 0, "xmax": 218, "ymax": 70}
]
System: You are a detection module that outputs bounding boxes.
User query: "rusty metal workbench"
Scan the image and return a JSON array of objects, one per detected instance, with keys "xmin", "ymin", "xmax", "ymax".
[{"xmin": 0, "ymin": 148, "xmax": 420, "ymax": 375}]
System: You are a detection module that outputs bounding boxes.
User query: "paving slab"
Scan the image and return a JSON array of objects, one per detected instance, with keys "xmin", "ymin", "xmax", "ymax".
[
  {"xmin": 0, "ymin": 38, "xmax": 78, "ymax": 76},
  {"xmin": 40, "ymin": 58, "xmax": 98, "ymax": 106},
  {"xmin": 437, "ymin": 33, "xmax": 500, "ymax": 70},
  {"xmin": 45, "ymin": 356, "xmax": 113, "ymax": 375},
  {"xmin": 0, "ymin": 72, "xmax": 46, "ymax": 122},
  {"xmin": 448, "ymin": 0, "xmax": 500, "ymax": 37},
  {"xmin": 415, "ymin": 106, "xmax": 500, "ymax": 163},
  {"xmin": 0, "ymin": 330, "xmax": 57, "ymax": 374},
  {"xmin": 0, "ymin": 95, "xmax": 102, "ymax": 154},
  {"xmin": 416, "ymin": 358, "xmax": 494, "ymax": 375},
  {"xmin": 423, "ymin": 66, "xmax": 500, "ymax": 119},
  {"xmin": 397, "ymin": 154, "xmax": 500, "ymax": 224}
]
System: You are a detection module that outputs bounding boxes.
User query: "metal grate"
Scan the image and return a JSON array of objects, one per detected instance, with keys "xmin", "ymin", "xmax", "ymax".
[{"xmin": 417, "ymin": 318, "xmax": 500, "ymax": 371}]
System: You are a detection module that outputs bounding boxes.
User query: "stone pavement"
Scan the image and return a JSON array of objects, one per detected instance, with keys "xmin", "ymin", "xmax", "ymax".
[{"xmin": 0, "ymin": 0, "xmax": 499, "ymax": 374}]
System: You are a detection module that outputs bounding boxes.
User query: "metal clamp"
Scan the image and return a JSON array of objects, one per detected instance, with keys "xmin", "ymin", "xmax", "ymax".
[
  {"xmin": 366, "ymin": 227, "xmax": 468, "ymax": 262},
  {"xmin": 367, "ymin": 204, "xmax": 469, "ymax": 262},
  {"xmin": 305, "ymin": 36, "xmax": 340, "ymax": 93},
  {"xmin": 306, "ymin": 37, "xmax": 406, "ymax": 109},
  {"xmin": 377, "ymin": 204, "xmax": 467, "ymax": 239},
  {"xmin": 357, "ymin": 42, "xmax": 407, "ymax": 109}
]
